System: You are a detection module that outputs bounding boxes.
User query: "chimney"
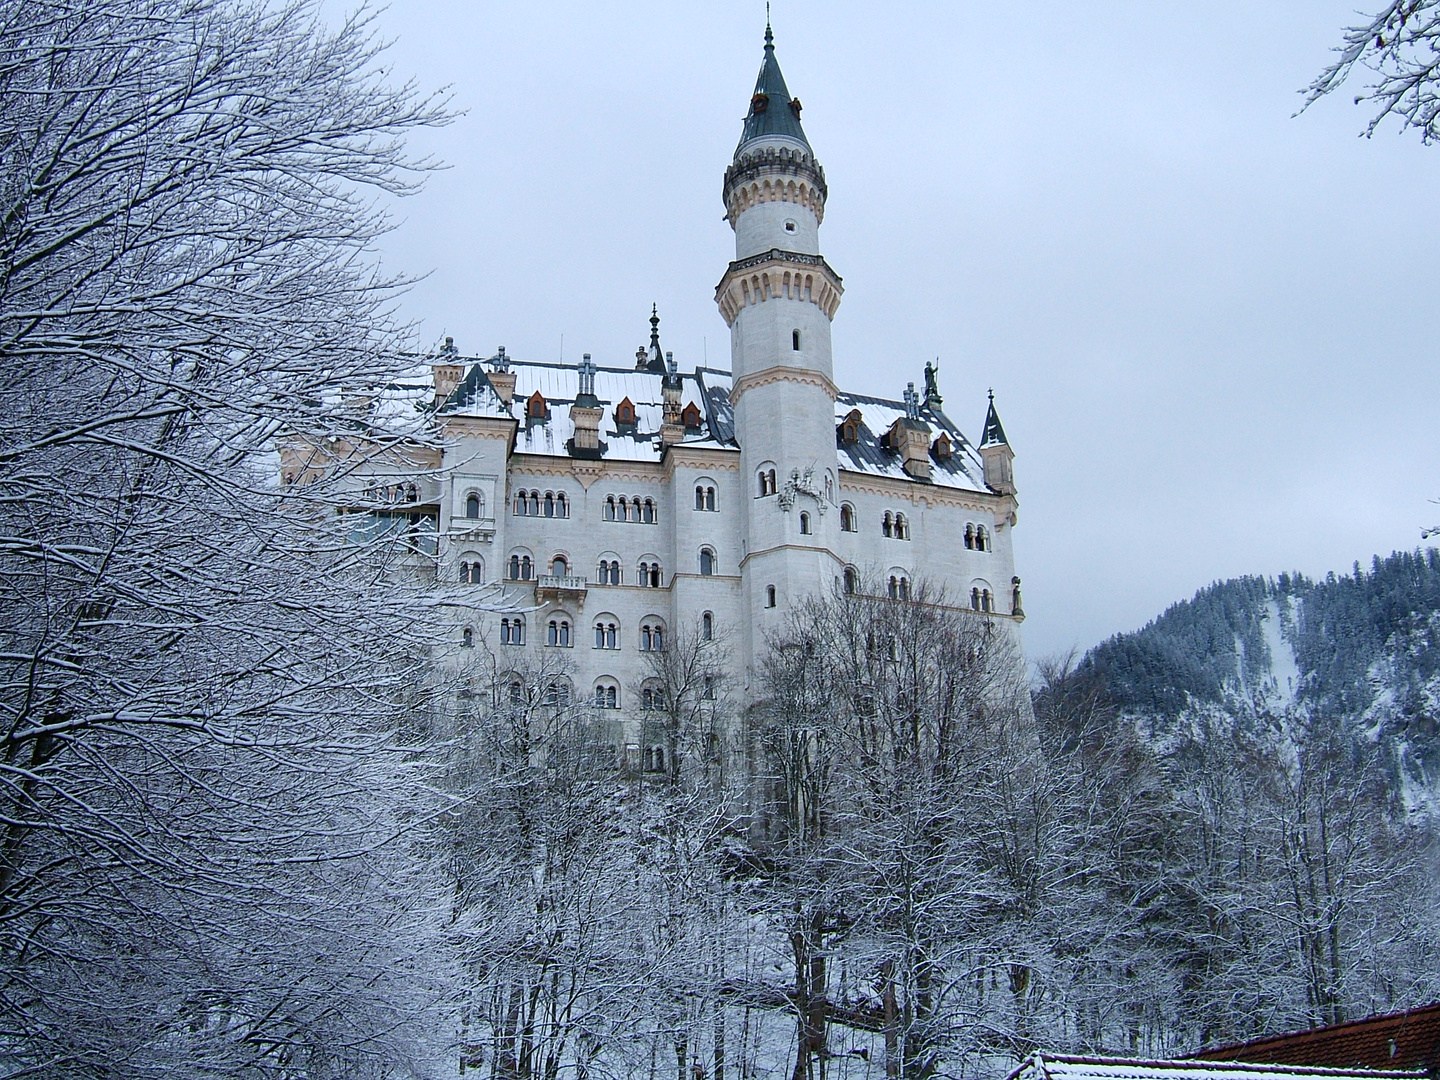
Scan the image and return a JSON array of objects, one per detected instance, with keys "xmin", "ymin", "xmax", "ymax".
[
  {"xmin": 660, "ymin": 350, "xmax": 684, "ymax": 448},
  {"xmin": 432, "ymin": 336, "xmax": 464, "ymax": 404},
  {"xmin": 569, "ymin": 354, "xmax": 603, "ymax": 458},
  {"xmin": 888, "ymin": 382, "xmax": 932, "ymax": 481},
  {"xmin": 487, "ymin": 345, "xmax": 517, "ymax": 413}
]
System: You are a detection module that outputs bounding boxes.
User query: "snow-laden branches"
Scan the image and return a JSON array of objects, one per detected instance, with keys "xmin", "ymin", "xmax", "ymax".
[
  {"xmin": 0, "ymin": 0, "xmax": 463, "ymax": 1075},
  {"xmin": 1306, "ymin": 1, "xmax": 1440, "ymax": 140}
]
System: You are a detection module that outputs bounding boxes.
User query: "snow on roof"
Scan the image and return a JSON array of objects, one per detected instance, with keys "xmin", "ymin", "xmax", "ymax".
[
  {"xmin": 1008, "ymin": 1052, "xmax": 1425, "ymax": 1080},
  {"xmin": 836, "ymin": 391, "xmax": 988, "ymax": 493},
  {"xmin": 422, "ymin": 353, "xmax": 996, "ymax": 494}
]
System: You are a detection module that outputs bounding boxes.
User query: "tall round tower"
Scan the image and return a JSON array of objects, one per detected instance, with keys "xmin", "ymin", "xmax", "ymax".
[{"xmin": 715, "ymin": 26, "xmax": 844, "ymax": 683}]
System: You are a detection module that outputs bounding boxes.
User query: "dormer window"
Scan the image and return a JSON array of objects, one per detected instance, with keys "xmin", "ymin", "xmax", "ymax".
[
  {"xmin": 838, "ymin": 409, "xmax": 862, "ymax": 444},
  {"xmin": 615, "ymin": 397, "xmax": 636, "ymax": 427},
  {"xmin": 932, "ymin": 432, "xmax": 952, "ymax": 461},
  {"xmin": 526, "ymin": 391, "xmax": 546, "ymax": 420},
  {"xmin": 681, "ymin": 402, "xmax": 702, "ymax": 430},
  {"xmin": 751, "ymin": 92, "xmax": 769, "ymax": 113}
]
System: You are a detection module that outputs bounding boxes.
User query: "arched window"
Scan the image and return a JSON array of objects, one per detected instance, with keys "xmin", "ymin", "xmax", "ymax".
[
  {"xmin": 551, "ymin": 556, "xmax": 568, "ymax": 577},
  {"xmin": 547, "ymin": 618, "xmax": 571, "ymax": 647},
  {"xmin": 844, "ymin": 567, "xmax": 859, "ymax": 595},
  {"xmin": 799, "ymin": 512, "xmax": 811, "ymax": 535},
  {"xmin": 883, "ymin": 511, "xmax": 893, "ymax": 538},
  {"xmin": 594, "ymin": 683, "xmax": 619, "ymax": 710},
  {"xmin": 642, "ymin": 499, "xmax": 655, "ymax": 524},
  {"xmin": 895, "ymin": 513, "xmax": 909, "ymax": 541},
  {"xmin": 899, "ymin": 576, "xmax": 911, "ymax": 601},
  {"xmin": 528, "ymin": 492, "xmax": 540, "ymax": 517},
  {"xmin": 982, "ymin": 589, "xmax": 992, "ymax": 612},
  {"xmin": 792, "ymin": 329, "xmax": 801, "ymax": 351},
  {"xmin": 705, "ymin": 486, "xmax": 715, "ymax": 511},
  {"xmin": 765, "ymin": 585, "xmax": 776, "ymax": 608},
  {"xmin": 971, "ymin": 587, "xmax": 981, "ymax": 611},
  {"xmin": 501, "ymin": 617, "xmax": 525, "ymax": 646},
  {"xmin": 695, "ymin": 485, "xmax": 705, "ymax": 510},
  {"xmin": 889, "ymin": 576, "xmax": 899, "ymax": 600},
  {"xmin": 557, "ymin": 493, "xmax": 568, "ymax": 518},
  {"xmin": 544, "ymin": 679, "xmax": 571, "ymax": 708},
  {"xmin": 641, "ymin": 622, "xmax": 664, "ymax": 652},
  {"xmin": 514, "ymin": 491, "xmax": 527, "ymax": 516},
  {"xmin": 840, "ymin": 504, "xmax": 855, "ymax": 532},
  {"xmin": 638, "ymin": 561, "xmax": 661, "ymax": 588},
  {"xmin": 509, "ymin": 554, "xmax": 520, "ymax": 579},
  {"xmin": 460, "ymin": 558, "xmax": 483, "ymax": 584},
  {"xmin": 702, "ymin": 611, "xmax": 714, "ymax": 640},
  {"xmin": 825, "ymin": 474, "xmax": 834, "ymax": 503},
  {"xmin": 630, "ymin": 497, "xmax": 642, "ymax": 522},
  {"xmin": 465, "ymin": 493, "xmax": 481, "ymax": 519},
  {"xmin": 527, "ymin": 392, "xmax": 547, "ymax": 420},
  {"xmin": 964, "ymin": 524, "xmax": 975, "ymax": 550},
  {"xmin": 976, "ymin": 526, "xmax": 989, "ymax": 552},
  {"xmin": 594, "ymin": 619, "xmax": 619, "ymax": 650},
  {"xmin": 642, "ymin": 688, "xmax": 653, "ymax": 711},
  {"xmin": 768, "ymin": 468, "xmax": 777, "ymax": 494},
  {"xmin": 597, "ymin": 558, "xmax": 620, "ymax": 585},
  {"xmin": 544, "ymin": 492, "xmax": 554, "ymax": 517},
  {"xmin": 699, "ymin": 549, "xmax": 715, "ymax": 576},
  {"xmin": 509, "ymin": 680, "xmax": 525, "ymax": 706},
  {"xmin": 462, "ymin": 627, "xmax": 474, "ymax": 648},
  {"xmin": 522, "ymin": 556, "xmax": 533, "ymax": 580},
  {"xmin": 604, "ymin": 496, "xmax": 616, "ymax": 521}
]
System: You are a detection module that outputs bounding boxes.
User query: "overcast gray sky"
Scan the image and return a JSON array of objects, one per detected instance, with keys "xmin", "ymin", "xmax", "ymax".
[{"xmin": 362, "ymin": 1, "xmax": 1440, "ymax": 661}]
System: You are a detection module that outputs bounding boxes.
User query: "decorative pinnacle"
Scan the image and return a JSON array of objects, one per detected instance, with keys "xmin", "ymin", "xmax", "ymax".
[
  {"xmin": 649, "ymin": 303, "xmax": 660, "ymax": 349},
  {"xmin": 578, "ymin": 353, "xmax": 596, "ymax": 397},
  {"xmin": 765, "ymin": 2, "xmax": 773, "ymax": 48},
  {"xmin": 904, "ymin": 382, "xmax": 921, "ymax": 421}
]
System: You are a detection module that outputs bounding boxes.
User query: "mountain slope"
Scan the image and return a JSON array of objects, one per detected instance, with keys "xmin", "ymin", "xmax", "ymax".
[{"xmin": 1078, "ymin": 548, "xmax": 1440, "ymax": 813}]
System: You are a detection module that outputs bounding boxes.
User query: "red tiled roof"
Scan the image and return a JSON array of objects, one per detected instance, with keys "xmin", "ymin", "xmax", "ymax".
[{"xmin": 1191, "ymin": 1004, "xmax": 1440, "ymax": 1076}]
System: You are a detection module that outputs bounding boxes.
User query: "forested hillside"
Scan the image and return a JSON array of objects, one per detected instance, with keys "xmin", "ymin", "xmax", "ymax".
[{"xmin": 1076, "ymin": 548, "xmax": 1440, "ymax": 811}]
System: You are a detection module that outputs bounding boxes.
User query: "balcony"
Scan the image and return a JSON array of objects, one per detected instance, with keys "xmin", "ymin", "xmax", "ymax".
[{"xmin": 535, "ymin": 574, "xmax": 588, "ymax": 608}]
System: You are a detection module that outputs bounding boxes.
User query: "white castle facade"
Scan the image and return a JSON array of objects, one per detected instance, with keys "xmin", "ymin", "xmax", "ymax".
[{"xmin": 286, "ymin": 30, "xmax": 1023, "ymax": 759}]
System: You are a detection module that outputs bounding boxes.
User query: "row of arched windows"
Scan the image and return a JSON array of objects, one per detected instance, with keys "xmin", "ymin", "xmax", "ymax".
[
  {"xmin": 513, "ymin": 489, "xmax": 568, "ymax": 518},
  {"xmin": 882, "ymin": 511, "xmax": 910, "ymax": 540},
  {"xmin": 605, "ymin": 495, "xmax": 657, "ymax": 523}
]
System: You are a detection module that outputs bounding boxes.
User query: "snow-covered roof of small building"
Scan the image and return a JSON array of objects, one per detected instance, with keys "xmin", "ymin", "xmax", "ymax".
[{"xmin": 1007, "ymin": 1052, "xmax": 1424, "ymax": 1080}]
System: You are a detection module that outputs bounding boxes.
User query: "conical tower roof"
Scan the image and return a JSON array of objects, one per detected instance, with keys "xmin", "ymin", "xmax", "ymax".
[
  {"xmin": 980, "ymin": 390, "xmax": 1009, "ymax": 447},
  {"xmin": 736, "ymin": 25, "xmax": 810, "ymax": 155}
]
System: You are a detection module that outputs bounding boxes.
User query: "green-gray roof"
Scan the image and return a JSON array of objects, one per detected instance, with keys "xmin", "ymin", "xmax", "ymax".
[
  {"xmin": 980, "ymin": 391, "xmax": 1009, "ymax": 448},
  {"xmin": 736, "ymin": 26, "xmax": 810, "ymax": 155}
]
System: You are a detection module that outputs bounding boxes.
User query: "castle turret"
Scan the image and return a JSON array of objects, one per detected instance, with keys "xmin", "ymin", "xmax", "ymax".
[
  {"xmin": 979, "ymin": 390, "xmax": 1015, "ymax": 495},
  {"xmin": 716, "ymin": 26, "xmax": 843, "ymax": 681}
]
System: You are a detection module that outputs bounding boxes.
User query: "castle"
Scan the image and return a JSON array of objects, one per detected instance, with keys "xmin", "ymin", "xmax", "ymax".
[{"xmin": 284, "ymin": 28, "xmax": 1023, "ymax": 760}]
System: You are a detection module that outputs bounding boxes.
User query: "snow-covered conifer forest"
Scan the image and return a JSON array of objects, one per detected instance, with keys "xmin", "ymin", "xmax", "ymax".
[{"xmin": 1, "ymin": 0, "xmax": 1438, "ymax": 1078}]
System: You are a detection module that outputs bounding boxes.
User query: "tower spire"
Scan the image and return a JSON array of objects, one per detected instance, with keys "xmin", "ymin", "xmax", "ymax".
[{"xmin": 736, "ymin": 18, "xmax": 809, "ymax": 155}]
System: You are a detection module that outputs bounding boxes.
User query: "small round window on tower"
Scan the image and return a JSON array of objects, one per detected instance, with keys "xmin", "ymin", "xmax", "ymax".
[{"xmin": 784, "ymin": 220, "xmax": 797, "ymax": 233}]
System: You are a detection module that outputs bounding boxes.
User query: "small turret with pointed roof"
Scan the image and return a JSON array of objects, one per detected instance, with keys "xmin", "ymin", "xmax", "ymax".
[{"xmin": 979, "ymin": 390, "xmax": 1016, "ymax": 494}]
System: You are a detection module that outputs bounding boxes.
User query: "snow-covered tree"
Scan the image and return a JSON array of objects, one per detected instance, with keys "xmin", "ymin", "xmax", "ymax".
[
  {"xmin": 0, "ymin": 0, "xmax": 463, "ymax": 1074},
  {"xmin": 1308, "ymin": 1, "xmax": 1440, "ymax": 141}
]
